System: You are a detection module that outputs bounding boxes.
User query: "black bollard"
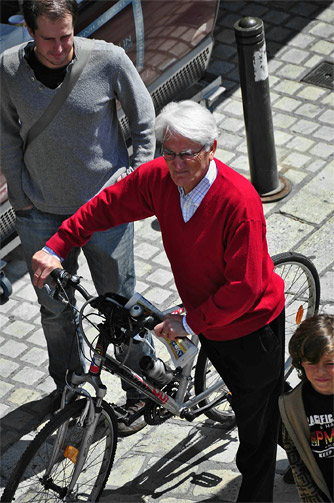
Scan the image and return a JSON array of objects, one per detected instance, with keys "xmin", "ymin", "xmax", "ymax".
[{"xmin": 234, "ymin": 17, "xmax": 290, "ymax": 201}]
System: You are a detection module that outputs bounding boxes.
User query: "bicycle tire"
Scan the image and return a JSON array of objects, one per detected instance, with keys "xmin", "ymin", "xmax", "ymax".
[
  {"xmin": 2, "ymin": 399, "xmax": 117, "ymax": 503},
  {"xmin": 272, "ymin": 251, "xmax": 320, "ymax": 380},
  {"xmin": 194, "ymin": 348, "xmax": 235, "ymax": 424},
  {"xmin": 194, "ymin": 252, "xmax": 320, "ymax": 424}
]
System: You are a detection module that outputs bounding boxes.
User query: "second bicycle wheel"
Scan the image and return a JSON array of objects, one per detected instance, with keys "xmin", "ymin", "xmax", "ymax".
[
  {"xmin": 2, "ymin": 399, "xmax": 117, "ymax": 503},
  {"xmin": 194, "ymin": 348, "xmax": 235, "ymax": 424},
  {"xmin": 273, "ymin": 252, "xmax": 320, "ymax": 381}
]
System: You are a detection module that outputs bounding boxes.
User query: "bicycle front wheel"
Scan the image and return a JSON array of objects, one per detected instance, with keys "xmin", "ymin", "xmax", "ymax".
[
  {"xmin": 194, "ymin": 348, "xmax": 235, "ymax": 424},
  {"xmin": 273, "ymin": 252, "xmax": 320, "ymax": 380},
  {"xmin": 2, "ymin": 399, "xmax": 117, "ymax": 503}
]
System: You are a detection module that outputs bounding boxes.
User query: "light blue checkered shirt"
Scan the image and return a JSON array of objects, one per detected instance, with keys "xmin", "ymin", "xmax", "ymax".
[
  {"xmin": 178, "ymin": 160, "xmax": 217, "ymax": 335},
  {"xmin": 178, "ymin": 160, "xmax": 217, "ymax": 222}
]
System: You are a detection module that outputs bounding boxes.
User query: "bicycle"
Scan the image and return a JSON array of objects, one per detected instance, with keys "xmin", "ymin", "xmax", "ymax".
[{"xmin": 1, "ymin": 251, "xmax": 320, "ymax": 502}]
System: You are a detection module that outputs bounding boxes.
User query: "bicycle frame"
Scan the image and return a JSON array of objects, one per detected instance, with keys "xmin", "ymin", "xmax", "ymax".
[{"xmin": 64, "ymin": 331, "xmax": 226, "ymax": 422}]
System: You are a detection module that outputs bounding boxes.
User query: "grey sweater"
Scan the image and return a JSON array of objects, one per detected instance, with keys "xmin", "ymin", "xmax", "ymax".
[{"xmin": 1, "ymin": 37, "xmax": 155, "ymax": 214}]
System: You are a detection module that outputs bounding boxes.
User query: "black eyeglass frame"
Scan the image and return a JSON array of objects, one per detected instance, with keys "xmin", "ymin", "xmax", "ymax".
[{"xmin": 161, "ymin": 145, "xmax": 205, "ymax": 161}]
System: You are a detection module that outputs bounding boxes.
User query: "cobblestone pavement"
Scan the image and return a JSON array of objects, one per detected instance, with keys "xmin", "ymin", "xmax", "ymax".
[{"xmin": 1, "ymin": 1, "xmax": 333, "ymax": 502}]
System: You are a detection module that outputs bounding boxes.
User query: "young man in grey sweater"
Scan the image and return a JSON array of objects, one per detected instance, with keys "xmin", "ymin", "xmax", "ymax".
[{"xmin": 1, "ymin": 0, "xmax": 156, "ymax": 434}]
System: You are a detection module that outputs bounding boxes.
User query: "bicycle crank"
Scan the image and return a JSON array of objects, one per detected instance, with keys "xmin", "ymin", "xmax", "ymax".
[{"xmin": 144, "ymin": 381, "xmax": 179, "ymax": 425}]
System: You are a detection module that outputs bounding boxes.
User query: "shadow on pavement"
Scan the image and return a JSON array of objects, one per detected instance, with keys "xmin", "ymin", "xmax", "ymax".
[{"xmin": 102, "ymin": 420, "xmax": 239, "ymax": 502}]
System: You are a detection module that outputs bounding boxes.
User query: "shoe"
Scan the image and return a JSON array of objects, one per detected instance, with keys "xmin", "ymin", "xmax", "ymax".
[
  {"xmin": 283, "ymin": 467, "xmax": 295, "ymax": 484},
  {"xmin": 117, "ymin": 399, "xmax": 147, "ymax": 437}
]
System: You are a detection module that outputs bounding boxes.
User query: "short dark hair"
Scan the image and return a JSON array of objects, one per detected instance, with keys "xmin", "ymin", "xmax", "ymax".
[
  {"xmin": 23, "ymin": 0, "xmax": 78, "ymax": 33},
  {"xmin": 289, "ymin": 314, "xmax": 334, "ymax": 380}
]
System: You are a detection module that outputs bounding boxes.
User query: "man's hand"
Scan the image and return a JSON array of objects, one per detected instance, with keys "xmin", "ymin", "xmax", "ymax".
[
  {"xmin": 32, "ymin": 250, "xmax": 62, "ymax": 289},
  {"xmin": 154, "ymin": 314, "xmax": 188, "ymax": 341}
]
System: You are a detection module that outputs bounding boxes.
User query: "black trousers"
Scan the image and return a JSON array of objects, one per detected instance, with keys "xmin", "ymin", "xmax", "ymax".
[{"xmin": 199, "ymin": 309, "xmax": 285, "ymax": 502}]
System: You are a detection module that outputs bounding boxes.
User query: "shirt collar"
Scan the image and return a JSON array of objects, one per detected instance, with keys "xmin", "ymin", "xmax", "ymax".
[{"xmin": 178, "ymin": 159, "xmax": 217, "ymax": 201}]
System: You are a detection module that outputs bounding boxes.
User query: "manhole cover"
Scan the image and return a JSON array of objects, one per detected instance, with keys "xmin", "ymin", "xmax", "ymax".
[{"xmin": 301, "ymin": 61, "xmax": 334, "ymax": 90}]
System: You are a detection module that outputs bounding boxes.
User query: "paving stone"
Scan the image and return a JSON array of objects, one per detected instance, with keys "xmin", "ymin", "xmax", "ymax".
[
  {"xmin": 295, "ymin": 103, "xmax": 322, "ymax": 119},
  {"xmin": 0, "ymin": 380, "xmax": 14, "ymax": 399},
  {"xmin": 144, "ymin": 287, "xmax": 175, "ymax": 309},
  {"xmin": 26, "ymin": 328, "xmax": 47, "ymax": 347},
  {"xmin": 20, "ymin": 347, "xmax": 49, "ymax": 366},
  {"xmin": 279, "ymin": 166, "xmax": 334, "ymax": 224},
  {"xmin": 10, "ymin": 301, "xmax": 40, "ymax": 321},
  {"xmin": 7, "ymin": 387, "xmax": 42, "ymax": 406},
  {"xmin": 273, "ymin": 114, "xmax": 297, "ymax": 130},
  {"xmin": 152, "ymin": 252, "xmax": 172, "ymax": 268},
  {"xmin": 282, "ymin": 168, "xmax": 308, "ymax": 186},
  {"xmin": 217, "ymin": 131, "xmax": 244, "ymax": 150},
  {"xmin": 0, "ymin": 403, "xmax": 10, "ymax": 419},
  {"xmin": 0, "ymin": 340, "xmax": 27, "ymax": 358},
  {"xmin": 135, "ymin": 242, "xmax": 161, "ymax": 260},
  {"xmin": 286, "ymin": 136, "xmax": 314, "ymax": 153},
  {"xmin": 15, "ymin": 282, "xmax": 38, "ymax": 301},
  {"xmin": 309, "ymin": 142, "xmax": 334, "ymax": 159},
  {"xmin": 274, "ymin": 80, "xmax": 303, "ymax": 95},
  {"xmin": 291, "ymin": 118, "xmax": 319, "ymax": 135},
  {"xmin": 304, "ymin": 54, "xmax": 324, "ymax": 69},
  {"xmin": 276, "ymin": 63, "xmax": 306, "ymax": 80},
  {"xmin": 274, "ymin": 130, "xmax": 294, "ymax": 146},
  {"xmin": 146, "ymin": 269, "xmax": 174, "ymax": 286},
  {"xmin": 279, "ymin": 47, "xmax": 309, "ymax": 65},
  {"xmin": 266, "ymin": 213, "xmax": 314, "ymax": 256},
  {"xmin": 311, "ymin": 39, "xmax": 333, "ymax": 55},
  {"xmin": 0, "ymin": 358, "xmax": 20, "ymax": 379},
  {"xmin": 318, "ymin": 108, "xmax": 334, "ymax": 125},
  {"xmin": 296, "ymin": 85, "xmax": 327, "ymax": 101},
  {"xmin": 298, "ymin": 216, "xmax": 334, "ymax": 274},
  {"xmin": 0, "ymin": 298, "xmax": 19, "ymax": 314},
  {"xmin": 281, "ymin": 151, "xmax": 311, "ymax": 169},
  {"xmin": 135, "ymin": 259, "xmax": 153, "ymax": 277},
  {"xmin": 320, "ymin": 271, "xmax": 334, "ymax": 303},
  {"xmin": 192, "ymin": 468, "xmax": 240, "ymax": 502},
  {"xmin": 309, "ymin": 21, "xmax": 334, "ymax": 38},
  {"xmin": 313, "ymin": 125, "xmax": 334, "ymax": 143},
  {"xmin": 2, "ymin": 320, "xmax": 35, "ymax": 339},
  {"xmin": 13, "ymin": 366, "xmax": 46, "ymax": 385},
  {"xmin": 273, "ymin": 96, "xmax": 301, "ymax": 113}
]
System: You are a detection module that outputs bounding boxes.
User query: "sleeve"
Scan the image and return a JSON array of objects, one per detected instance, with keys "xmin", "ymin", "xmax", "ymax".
[
  {"xmin": 45, "ymin": 166, "xmax": 155, "ymax": 258},
  {"xmin": 113, "ymin": 49, "xmax": 156, "ymax": 169},
  {"xmin": 0, "ymin": 57, "xmax": 31, "ymax": 210},
  {"xmin": 282, "ymin": 425, "xmax": 329, "ymax": 502},
  {"xmin": 186, "ymin": 216, "xmax": 268, "ymax": 333}
]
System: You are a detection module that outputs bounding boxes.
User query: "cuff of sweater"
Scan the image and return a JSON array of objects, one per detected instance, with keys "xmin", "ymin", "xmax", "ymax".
[{"xmin": 42, "ymin": 246, "xmax": 64, "ymax": 262}]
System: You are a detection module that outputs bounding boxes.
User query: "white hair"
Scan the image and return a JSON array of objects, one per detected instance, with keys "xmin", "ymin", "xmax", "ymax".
[{"xmin": 155, "ymin": 100, "xmax": 218, "ymax": 149}]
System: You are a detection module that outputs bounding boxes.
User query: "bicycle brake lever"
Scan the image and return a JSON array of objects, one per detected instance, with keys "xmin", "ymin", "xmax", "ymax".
[{"xmin": 44, "ymin": 284, "xmax": 69, "ymax": 305}]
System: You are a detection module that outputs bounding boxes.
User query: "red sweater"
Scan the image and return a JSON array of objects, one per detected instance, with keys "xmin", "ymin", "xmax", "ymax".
[{"xmin": 47, "ymin": 158, "xmax": 285, "ymax": 341}]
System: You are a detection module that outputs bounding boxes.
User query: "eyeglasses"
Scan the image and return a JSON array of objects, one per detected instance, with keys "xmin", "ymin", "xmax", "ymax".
[{"xmin": 162, "ymin": 145, "xmax": 205, "ymax": 161}]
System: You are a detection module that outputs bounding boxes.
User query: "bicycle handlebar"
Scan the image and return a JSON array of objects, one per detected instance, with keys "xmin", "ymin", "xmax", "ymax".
[
  {"xmin": 47, "ymin": 268, "xmax": 157, "ymax": 347},
  {"xmin": 50, "ymin": 268, "xmax": 91, "ymax": 301}
]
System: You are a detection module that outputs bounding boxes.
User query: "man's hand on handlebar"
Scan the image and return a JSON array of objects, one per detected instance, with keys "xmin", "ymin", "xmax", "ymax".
[
  {"xmin": 154, "ymin": 314, "xmax": 188, "ymax": 341},
  {"xmin": 32, "ymin": 250, "xmax": 62, "ymax": 289}
]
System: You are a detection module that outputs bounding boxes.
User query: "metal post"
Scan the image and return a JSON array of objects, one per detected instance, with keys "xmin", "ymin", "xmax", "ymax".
[{"xmin": 234, "ymin": 17, "xmax": 290, "ymax": 201}]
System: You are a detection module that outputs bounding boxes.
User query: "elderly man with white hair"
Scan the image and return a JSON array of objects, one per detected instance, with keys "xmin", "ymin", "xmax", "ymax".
[{"xmin": 32, "ymin": 100, "xmax": 285, "ymax": 502}]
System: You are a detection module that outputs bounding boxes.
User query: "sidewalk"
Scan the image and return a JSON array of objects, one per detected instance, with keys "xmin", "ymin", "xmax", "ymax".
[{"xmin": 1, "ymin": 1, "xmax": 333, "ymax": 501}]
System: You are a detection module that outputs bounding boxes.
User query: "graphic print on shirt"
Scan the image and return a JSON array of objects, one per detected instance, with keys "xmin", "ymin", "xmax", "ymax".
[{"xmin": 307, "ymin": 413, "xmax": 334, "ymax": 459}]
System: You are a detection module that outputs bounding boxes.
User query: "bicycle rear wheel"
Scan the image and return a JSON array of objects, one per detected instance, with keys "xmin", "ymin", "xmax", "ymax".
[
  {"xmin": 194, "ymin": 348, "xmax": 235, "ymax": 424},
  {"xmin": 273, "ymin": 252, "xmax": 320, "ymax": 380},
  {"xmin": 2, "ymin": 399, "xmax": 117, "ymax": 503},
  {"xmin": 193, "ymin": 252, "xmax": 320, "ymax": 424}
]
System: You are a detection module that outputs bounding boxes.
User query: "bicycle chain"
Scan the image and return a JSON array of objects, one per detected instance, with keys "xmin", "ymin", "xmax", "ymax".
[{"xmin": 144, "ymin": 381, "xmax": 179, "ymax": 425}]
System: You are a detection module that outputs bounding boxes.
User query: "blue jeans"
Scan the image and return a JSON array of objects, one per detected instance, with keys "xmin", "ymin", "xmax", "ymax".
[{"xmin": 15, "ymin": 207, "xmax": 154, "ymax": 399}]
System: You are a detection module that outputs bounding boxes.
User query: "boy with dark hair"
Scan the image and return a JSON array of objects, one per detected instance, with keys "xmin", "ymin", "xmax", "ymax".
[{"xmin": 279, "ymin": 314, "xmax": 334, "ymax": 502}]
